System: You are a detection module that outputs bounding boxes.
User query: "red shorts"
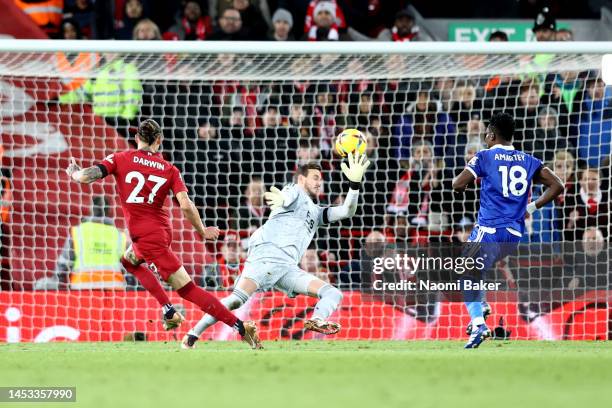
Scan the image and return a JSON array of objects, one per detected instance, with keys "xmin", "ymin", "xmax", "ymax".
[{"xmin": 133, "ymin": 243, "xmax": 182, "ymax": 281}]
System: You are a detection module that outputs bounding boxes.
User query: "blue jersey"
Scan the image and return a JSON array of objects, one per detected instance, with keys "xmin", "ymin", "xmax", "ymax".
[{"xmin": 466, "ymin": 144, "xmax": 543, "ymax": 235}]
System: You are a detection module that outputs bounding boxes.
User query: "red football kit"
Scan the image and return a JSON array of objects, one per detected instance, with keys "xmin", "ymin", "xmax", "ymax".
[{"xmin": 98, "ymin": 149, "xmax": 187, "ymax": 280}]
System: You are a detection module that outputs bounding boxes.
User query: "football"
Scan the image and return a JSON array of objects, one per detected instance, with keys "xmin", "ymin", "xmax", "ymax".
[{"xmin": 334, "ymin": 128, "xmax": 367, "ymax": 157}]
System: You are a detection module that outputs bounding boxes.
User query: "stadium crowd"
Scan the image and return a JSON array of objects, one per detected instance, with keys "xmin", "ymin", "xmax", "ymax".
[{"xmin": 5, "ymin": 1, "xmax": 610, "ymax": 292}]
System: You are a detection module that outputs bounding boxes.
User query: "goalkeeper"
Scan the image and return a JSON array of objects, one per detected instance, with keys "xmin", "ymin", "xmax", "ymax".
[{"xmin": 182, "ymin": 152, "xmax": 370, "ymax": 348}]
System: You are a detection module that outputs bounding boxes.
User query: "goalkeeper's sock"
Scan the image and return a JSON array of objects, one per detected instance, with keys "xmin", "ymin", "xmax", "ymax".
[
  {"xmin": 312, "ymin": 284, "xmax": 343, "ymax": 320},
  {"xmin": 121, "ymin": 257, "xmax": 170, "ymax": 306},
  {"xmin": 189, "ymin": 289, "xmax": 249, "ymax": 336},
  {"xmin": 176, "ymin": 281, "xmax": 239, "ymax": 328}
]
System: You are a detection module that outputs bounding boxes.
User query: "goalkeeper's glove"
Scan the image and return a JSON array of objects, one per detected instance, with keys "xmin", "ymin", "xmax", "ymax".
[
  {"xmin": 264, "ymin": 186, "xmax": 285, "ymax": 210},
  {"xmin": 526, "ymin": 201, "xmax": 538, "ymax": 215},
  {"xmin": 341, "ymin": 151, "xmax": 371, "ymax": 189}
]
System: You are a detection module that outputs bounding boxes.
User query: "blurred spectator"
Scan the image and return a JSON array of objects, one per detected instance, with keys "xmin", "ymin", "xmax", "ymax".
[
  {"xmin": 59, "ymin": 52, "xmax": 144, "ymax": 137},
  {"xmin": 302, "ymin": 1, "xmax": 350, "ymax": 41},
  {"xmin": 532, "ymin": 7, "xmax": 556, "ymax": 41},
  {"xmin": 209, "ymin": 0, "xmax": 271, "ymax": 27},
  {"xmin": 233, "ymin": 0, "xmax": 269, "ymax": 40},
  {"xmin": 204, "ymin": 231, "xmax": 245, "ymax": 289},
  {"xmin": 132, "ymin": 18, "xmax": 161, "ymax": 40},
  {"xmin": 0, "ymin": 145, "xmax": 12, "ymax": 291},
  {"xmin": 528, "ymin": 149, "xmax": 571, "ymax": 243},
  {"xmin": 566, "ymin": 227, "xmax": 608, "ymax": 290},
  {"xmin": 114, "ymin": 0, "xmax": 146, "ymax": 40},
  {"xmin": 524, "ymin": 106, "xmax": 567, "ymax": 162},
  {"xmin": 355, "ymin": 230, "xmax": 387, "ymax": 289},
  {"xmin": 235, "ymin": 178, "xmax": 268, "ymax": 232},
  {"xmin": 59, "ymin": 18, "xmax": 82, "ymax": 39},
  {"xmin": 482, "ymin": 66, "xmax": 521, "ymax": 113},
  {"xmin": 303, "ymin": 0, "xmax": 346, "ymax": 36},
  {"xmin": 268, "ymin": 8, "xmax": 294, "ymax": 41},
  {"xmin": 555, "ymin": 28, "xmax": 573, "ymax": 41},
  {"xmin": 208, "ymin": 8, "xmax": 249, "ymax": 40},
  {"xmin": 449, "ymin": 141, "xmax": 481, "ymax": 225},
  {"xmin": 541, "ymin": 70, "xmax": 585, "ymax": 142},
  {"xmin": 450, "ymin": 80, "xmax": 483, "ymax": 134},
  {"xmin": 377, "ymin": 10, "xmax": 431, "ymax": 42},
  {"xmin": 565, "ymin": 167, "xmax": 609, "ymax": 241},
  {"xmin": 548, "ymin": 150, "xmax": 579, "ymax": 241},
  {"xmin": 387, "ymin": 141, "xmax": 438, "ymax": 227},
  {"xmin": 166, "ymin": 0, "xmax": 213, "ymax": 41},
  {"xmin": 54, "ymin": 46, "xmax": 100, "ymax": 99},
  {"xmin": 254, "ymin": 105, "xmax": 297, "ymax": 185},
  {"xmin": 488, "ymin": 30, "xmax": 508, "ymax": 42},
  {"xmin": 578, "ymin": 77, "xmax": 612, "ymax": 167},
  {"xmin": 288, "ymin": 99, "xmax": 311, "ymax": 137},
  {"xmin": 433, "ymin": 77, "xmax": 455, "ymax": 112},
  {"xmin": 393, "ymin": 88, "xmax": 455, "ymax": 164},
  {"xmin": 385, "ymin": 212, "xmax": 409, "ymax": 243},
  {"xmin": 513, "ymin": 79, "xmax": 541, "ymax": 150},
  {"xmin": 186, "ymin": 112, "xmax": 242, "ymax": 230},
  {"xmin": 312, "ymin": 83, "xmax": 338, "ymax": 153},
  {"xmin": 296, "ymin": 138, "xmax": 321, "ymax": 167},
  {"xmin": 41, "ymin": 196, "xmax": 128, "ymax": 290},
  {"xmin": 14, "ymin": 0, "xmax": 63, "ymax": 37},
  {"xmin": 64, "ymin": 0, "xmax": 94, "ymax": 38},
  {"xmin": 344, "ymin": 86, "xmax": 381, "ymax": 128},
  {"xmin": 300, "ymin": 248, "xmax": 331, "ymax": 283}
]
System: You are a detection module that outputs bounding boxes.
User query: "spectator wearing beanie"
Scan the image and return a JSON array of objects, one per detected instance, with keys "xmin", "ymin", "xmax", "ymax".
[
  {"xmin": 268, "ymin": 8, "xmax": 294, "ymax": 41},
  {"xmin": 301, "ymin": 1, "xmax": 350, "ymax": 41}
]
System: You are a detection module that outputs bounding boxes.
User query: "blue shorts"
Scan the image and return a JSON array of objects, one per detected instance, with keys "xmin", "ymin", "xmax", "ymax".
[{"xmin": 463, "ymin": 225, "xmax": 521, "ymax": 275}]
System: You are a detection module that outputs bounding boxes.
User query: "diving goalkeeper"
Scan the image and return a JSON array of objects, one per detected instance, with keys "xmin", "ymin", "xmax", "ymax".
[{"xmin": 182, "ymin": 152, "xmax": 370, "ymax": 348}]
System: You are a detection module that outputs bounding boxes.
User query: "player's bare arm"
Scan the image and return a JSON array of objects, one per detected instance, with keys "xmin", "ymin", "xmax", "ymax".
[
  {"xmin": 527, "ymin": 167, "xmax": 565, "ymax": 214},
  {"xmin": 452, "ymin": 169, "xmax": 476, "ymax": 192},
  {"xmin": 175, "ymin": 191, "xmax": 219, "ymax": 241},
  {"xmin": 65, "ymin": 158, "xmax": 104, "ymax": 184}
]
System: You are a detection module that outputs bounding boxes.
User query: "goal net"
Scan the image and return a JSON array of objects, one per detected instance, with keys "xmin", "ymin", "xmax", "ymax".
[{"xmin": 0, "ymin": 41, "xmax": 610, "ymax": 342}]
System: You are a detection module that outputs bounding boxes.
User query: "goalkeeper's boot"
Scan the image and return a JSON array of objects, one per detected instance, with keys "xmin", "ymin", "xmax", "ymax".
[
  {"xmin": 181, "ymin": 334, "xmax": 199, "ymax": 350},
  {"xmin": 163, "ymin": 310, "xmax": 185, "ymax": 331},
  {"xmin": 465, "ymin": 302, "xmax": 492, "ymax": 335},
  {"xmin": 241, "ymin": 321, "xmax": 263, "ymax": 350},
  {"xmin": 304, "ymin": 317, "xmax": 341, "ymax": 335},
  {"xmin": 464, "ymin": 324, "xmax": 492, "ymax": 349}
]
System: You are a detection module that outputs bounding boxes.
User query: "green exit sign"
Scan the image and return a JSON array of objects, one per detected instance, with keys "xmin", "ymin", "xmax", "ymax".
[{"xmin": 449, "ymin": 21, "xmax": 571, "ymax": 42}]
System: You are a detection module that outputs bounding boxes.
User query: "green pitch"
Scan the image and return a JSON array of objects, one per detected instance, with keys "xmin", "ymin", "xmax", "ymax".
[{"xmin": 1, "ymin": 341, "xmax": 611, "ymax": 408}]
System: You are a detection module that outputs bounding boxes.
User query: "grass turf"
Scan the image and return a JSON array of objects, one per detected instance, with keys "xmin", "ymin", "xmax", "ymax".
[{"xmin": 1, "ymin": 341, "xmax": 611, "ymax": 408}]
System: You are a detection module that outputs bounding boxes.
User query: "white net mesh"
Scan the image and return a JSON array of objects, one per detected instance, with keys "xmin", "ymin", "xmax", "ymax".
[{"xmin": 0, "ymin": 47, "xmax": 610, "ymax": 342}]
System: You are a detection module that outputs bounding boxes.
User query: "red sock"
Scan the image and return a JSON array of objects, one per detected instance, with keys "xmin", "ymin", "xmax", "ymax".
[
  {"xmin": 177, "ymin": 281, "xmax": 238, "ymax": 328},
  {"xmin": 121, "ymin": 258, "xmax": 171, "ymax": 306}
]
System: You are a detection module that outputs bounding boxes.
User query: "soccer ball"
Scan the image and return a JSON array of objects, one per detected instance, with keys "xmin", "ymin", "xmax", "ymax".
[{"xmin": 334, "ymin": 129, "xmax": 367, "ymax": 158}]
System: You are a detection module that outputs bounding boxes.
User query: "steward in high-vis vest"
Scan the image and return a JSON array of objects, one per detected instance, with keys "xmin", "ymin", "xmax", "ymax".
[
  {"xmin": 56, "ymin": 196, "xmax": 128, "ymax": 289},
  {"xmin": 58, "ymin": 57, "xmax": 143, "ymax": 121},
  {"xmin": 69, "ymin": 220, "xmax": 127, "ymax": 289},
  {"xmin": 55, "ymin": 51, "xmax": 101, "ymax": 94},
  {"xmin": 14, "ymin": 0, "xmax": 63, "ymax": 35}
]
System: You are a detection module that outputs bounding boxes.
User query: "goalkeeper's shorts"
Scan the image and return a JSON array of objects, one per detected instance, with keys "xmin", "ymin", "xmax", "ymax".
[{"xmin": 238, "ymin": 260, "xmax": 316, "ymax": 298}]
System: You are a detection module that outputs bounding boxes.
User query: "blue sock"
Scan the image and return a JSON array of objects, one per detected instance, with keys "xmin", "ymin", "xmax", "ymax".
[
  {"xmin": 466, "ymin": 301, "xmax": 483, "ymax": 321},
  {"xmin": 463, "ymin": 277, "xmax": 485, "ymax": 325}
]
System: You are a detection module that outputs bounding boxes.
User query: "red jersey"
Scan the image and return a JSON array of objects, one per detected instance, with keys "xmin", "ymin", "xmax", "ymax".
[{"xmin": 98, "ymin": 150, "xmax": 188, "ymax": 245}]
